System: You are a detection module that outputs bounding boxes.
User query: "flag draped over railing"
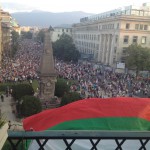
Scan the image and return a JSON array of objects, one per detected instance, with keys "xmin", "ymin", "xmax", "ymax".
[{"xmin": 23, "ymin": 97, "xmax": 150, "ymax": 131}]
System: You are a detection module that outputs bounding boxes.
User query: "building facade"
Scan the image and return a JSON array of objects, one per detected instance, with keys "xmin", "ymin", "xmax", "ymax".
[
  {"xmin": 72, "ymin": 3, "xmax": 150, "ymax": 67},
  {"xmin": 51, "ymin": 27, "xmax": 72, "ymax": 42},
  {"xmin": 0, "ymin": 11, "xmax": 1, "ymax": 64},
  {"xmin": 0, "ymin": 9, "xmax": 12, "ymax": 61}
]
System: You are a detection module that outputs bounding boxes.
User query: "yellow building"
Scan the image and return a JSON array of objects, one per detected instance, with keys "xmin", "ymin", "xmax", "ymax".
[
  {"xmin": 0, "ymin": 10, "xmax": 2, "ymax": 64},
  {"xmin": 72, "ymin": 3, "xmax": 150, "ymax": 67},
  {"xmin": 0, "ymin": 9, "xmax": 12, "ymax": 59},
  {"xmin": 1, "ymin": 22, "xmax": 11, "ymax": 57}
]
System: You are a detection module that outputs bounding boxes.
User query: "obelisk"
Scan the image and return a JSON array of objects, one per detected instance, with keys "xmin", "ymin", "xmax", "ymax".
[{"xmin": 38, "ymin": 29, "xmax": 57, "ymax": 101}]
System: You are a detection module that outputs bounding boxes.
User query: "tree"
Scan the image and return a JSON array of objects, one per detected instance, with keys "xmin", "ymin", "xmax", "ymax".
[
  {"xmin": 55, "ymin": 78, "xmax": 70, "ymax": 97},
  {"xmin": 53, "ymin": 33, "xmax": 80, "ymax": 62},
  {"xmin": 36, "ymin": 29, "xmax": 45, "ymax": 43},
  {"xmin": 21, "ymin": 31, "xmax": 33, "ymax": 39},
  {"xmin": 61, "ymin": 92, "xmax": 81, "ymax": 106},
  {"xmin": 12, "ymin": 84, "xmax": 34, "ymax": 101},
  {"xmin": 126, "ymin": 44, "xmax": 150, "ymax": 76},
  {"xmin": 20, "ymin": 96, "xmax": 42, "ymax": 117},
  {"xmin": 11, "ymin": 30, "xmax": 19, "ymax": 57}
]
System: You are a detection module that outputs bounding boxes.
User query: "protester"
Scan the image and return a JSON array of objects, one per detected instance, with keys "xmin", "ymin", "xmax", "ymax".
[{"xmin": 1, "ymin": 39, "xmax": 149, "ymax": 99}]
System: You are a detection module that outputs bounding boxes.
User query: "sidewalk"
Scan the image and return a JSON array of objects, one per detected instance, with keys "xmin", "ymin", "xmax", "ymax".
[
  {"xmin": 0, "ymin": 95, "xmax": 23, "ymax": 130},
  {"xmin": 0, "ymin": 95, "xmax": 16, "ymax": 121}
]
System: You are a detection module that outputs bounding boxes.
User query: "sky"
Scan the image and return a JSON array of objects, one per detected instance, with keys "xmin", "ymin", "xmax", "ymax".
[{"xmin": 1, "ymin": 0, "xmax": 149, "ymax": 13}]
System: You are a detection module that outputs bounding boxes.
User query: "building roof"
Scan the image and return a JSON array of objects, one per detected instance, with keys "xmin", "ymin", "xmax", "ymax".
[{"xmin": 80, "ymin": 3, "xmax": 150, "ymax": 23}]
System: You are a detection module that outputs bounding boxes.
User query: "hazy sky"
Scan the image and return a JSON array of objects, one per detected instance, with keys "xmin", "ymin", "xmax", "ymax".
[{"xmin": 1, "ymin": 0, "xmax": 149, "ymax": 13}]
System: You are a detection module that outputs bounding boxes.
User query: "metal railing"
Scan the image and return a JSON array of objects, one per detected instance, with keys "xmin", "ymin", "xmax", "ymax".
[{"xmin": 8, "ymin": 130, "xmax": 150, "ymax": 150}]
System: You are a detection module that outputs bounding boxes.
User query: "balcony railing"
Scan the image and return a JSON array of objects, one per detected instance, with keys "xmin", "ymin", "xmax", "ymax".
[{"xmin": 7, "ymin": 130, "xmax": 150, "ymax": 150}]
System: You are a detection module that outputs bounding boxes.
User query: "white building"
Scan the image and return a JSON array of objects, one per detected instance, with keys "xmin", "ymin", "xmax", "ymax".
[
  {"xmin": 51, "ymin": 27, "xmax": 72, "ymax": 42},
  {"xmin": 72, "ymin": 3, "xmax": 150, "ymax": 67}
]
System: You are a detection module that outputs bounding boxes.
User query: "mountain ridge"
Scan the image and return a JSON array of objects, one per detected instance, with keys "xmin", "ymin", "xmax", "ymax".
[{"xmin": 11, "ymin": 11, "xmax": 94, "ymax": 27}]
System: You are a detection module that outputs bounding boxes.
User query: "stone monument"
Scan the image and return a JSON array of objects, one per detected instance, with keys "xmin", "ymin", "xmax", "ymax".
[{"xmin": 38, "ymin": 29, "xmax": 57, "ymax": 101}]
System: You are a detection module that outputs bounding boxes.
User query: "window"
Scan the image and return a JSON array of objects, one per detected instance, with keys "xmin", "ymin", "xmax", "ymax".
[
  {"xmin": 117, "ymin": 23, "xmax": 119, "ymax": 29},
  {"xmin": 62, "ymin": 29, "xmax": 64, "ymax": 32},
  {"xmin": 144, "ymin": 25, "xmax": 148, "ymax": 30},
  {"xmin": 98, "ymin": 35, "xmax": 100, "ymax": 41},
  {"xmin": 58, "ymin": 34, "xmax": 60, "ymax": 37},
  {"xmin": 140, "ymin": 11, "xmax": 144, "ymax": 16},
  {"xmin": 99, "ymin": 25, "xmax": 101, "ymax": 30},
  {"xmin": 122, "ymin": 47, "xmax": 127, "ymax": 54},
  {"xmin": 140, "ymin": 24, "xmax": 143, "ymax": 30},
  {"xmin": 113, "ymin": 57, "xmax": 116, "ymax": 63},
  {"xmin": 66, "ymin": 29, "xmax": 68, "ymax": 32},
  {"xmin": 121, "ymin": 57, "xmax": 126, "ymax": 63},
  {"xmin": 141, "ymin": 36, "xmax": 146, "ymax": 44},
  {"xmin": 135, "ymin": 24, "xmax": 139, "ymax": 30},
  {"xmin": 133, "ymin": 36, "xmax": 138, "ymax": 43},
  {"xmin": 123, "ymin": 36, "xmax": 129, "ymax": 44},
  {"xmin": 126, "ymin": 23, "xmax": 130, "ymax": 29},
  {"xmin": 114, "ymin": 47, "xmax": 117, "ymax": 53},
  {"xmin": 115, "ymin": 35, "xmax": 118, "ymax": 43},
  {"xmin": 96, "ymin": 44, "xmax": 99, "ymax": 49}
]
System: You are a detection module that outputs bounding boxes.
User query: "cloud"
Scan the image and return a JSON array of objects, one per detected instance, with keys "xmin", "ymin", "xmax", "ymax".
[{"xmin": 1, "ymin": 2, "xmax": 38, "ymax": 12}]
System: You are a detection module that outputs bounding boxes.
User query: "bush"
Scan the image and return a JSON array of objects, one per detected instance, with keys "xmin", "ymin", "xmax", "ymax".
[
  {"xmin": 55, "ymin": 78, "xmax": 69, "ymax": 97},
  {"xmin": 12, "ymin": 84, "xmax": 34, "ymax": 101},
  {"xmin": 20, "ymin": 96, "xmax": 42, "ymax": 117},
  {"xmin": 61, "ymin": 92, "xmax": 81, "ymax": 106},
  {"xmin": 0, "ymin": 83, "xmax": 13, "ymax": 93}
]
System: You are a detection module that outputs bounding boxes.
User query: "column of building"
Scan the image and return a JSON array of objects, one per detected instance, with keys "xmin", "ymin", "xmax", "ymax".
[
  {"xmin": 105, "ymin": 34, "xmax": 111, "ymax": 64},
  {"xmin": 97, "ymin": 34, "xmax": 101, "ymax": 62},
  {"xmin": 109, "ymin": 34, "xmax": 115, "ymax": 66},
  {"xmin": 101, "ymin": 34, "xmax": 106, "ymax": 63}
]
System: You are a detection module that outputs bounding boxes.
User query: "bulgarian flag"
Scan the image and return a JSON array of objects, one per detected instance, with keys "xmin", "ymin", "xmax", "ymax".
[{"xmin": 23, "ymin": 97, "xmax": 150, "ymax": 131}]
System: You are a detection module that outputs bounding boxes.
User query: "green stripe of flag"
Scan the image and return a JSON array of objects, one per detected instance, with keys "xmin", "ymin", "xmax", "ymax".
[{"xmin": 48, "ymin": 117, "xmax": 150, "ymax": 131}]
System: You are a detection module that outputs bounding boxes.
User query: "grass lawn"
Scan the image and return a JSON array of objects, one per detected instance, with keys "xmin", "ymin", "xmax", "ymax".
[{"xmin": 31, "ymin": 80, "xmax": 39, "ymax": 92}]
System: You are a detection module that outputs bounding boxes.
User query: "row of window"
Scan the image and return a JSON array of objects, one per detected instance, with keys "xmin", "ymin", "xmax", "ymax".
[
  {"xmin": 102, "ymin": 24, "xmax": 115, "ymax": 30},
  {"xmin": 56, "ymin": 28, "xmax": 72, "ymax": 32},
  {"xmin": 75, "ymin": 35, "xmax": 147, "ymax": 46},
  {"xmin": 62, "ymin": 29, "xmax": 71, "ymax": 32},
  {"xmin": 75, "ymin": 22, "xmax": 149, "ymax": 33},
  {"xmin": 123, "ymin": 36, "xmax": 147, "ymax": 44},
  {"xmin": 75, "ymin": 34, "xmax": 99, "ymax": 41},
  {"xmin": 78, "ymin": 47, "xmax": 94, "ymax": 55},
  {"xmin": 126, "ymin": 23, "xmax": 148, "ymax": 30},
  {"xmin": 99, "ymin": 23, "xmax": 119, "ymax": 30},
  {"xmin": 75, "ymin": 41, "xmax": 99, "ymax": 49},
  {"xmin": 131, "ymin": 10, "xmax": 150, "ymax": 17}
]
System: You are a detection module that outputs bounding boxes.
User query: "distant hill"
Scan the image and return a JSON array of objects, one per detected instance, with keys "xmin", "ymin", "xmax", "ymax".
[{"xmin": 11, "ymin": 11, "xmax": 93, "ymax": 27}]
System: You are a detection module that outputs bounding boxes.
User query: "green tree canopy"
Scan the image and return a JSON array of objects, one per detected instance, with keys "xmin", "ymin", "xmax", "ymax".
[
  {"xmin": 37, "ymin": 29, "xmax": 45, "ymax": 43},
  {"xmin": 53, "ymin": 33, "xmax": 80, "ymax": 62},
  {"xmin": 55, "ymin": 78, "xmax": 70, "ymax": 97},
  {"xmin": 12, "ymin": 84, "xmax": 34, "ymax": 101},
  {"xmin": 11, "ymin": 30, "xmax": 19, "ymax": 45},
  {"xmin": 21, "ymin": 31, "xmax": 33, "ymax": 39},
  {"xmin": 11, "ymin": 30, "xmax": 19, "ymax": 57},
  {"xmin": 61, "ymin": 92, "xmax": 81, "ymax": 106},
  {"xmin": 126, "ymin": 44, "xmax": 150, "ymax": 76},
  {"xmin": 20, "ymin": 95, "xmax": 42, "ymax": 117}
]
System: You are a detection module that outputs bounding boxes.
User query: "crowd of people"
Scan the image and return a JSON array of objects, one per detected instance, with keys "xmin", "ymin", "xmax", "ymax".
[
  {"xmin": 56, "ymin": 60, "xmax": 150, "ymax": 98},
  {"xmin": 0, "ymin": 39, "xmax": 149, "ymax": 99},
  {"xmin": 0, "ymin": 39, "xmax": 42, "ymax": 83}
]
